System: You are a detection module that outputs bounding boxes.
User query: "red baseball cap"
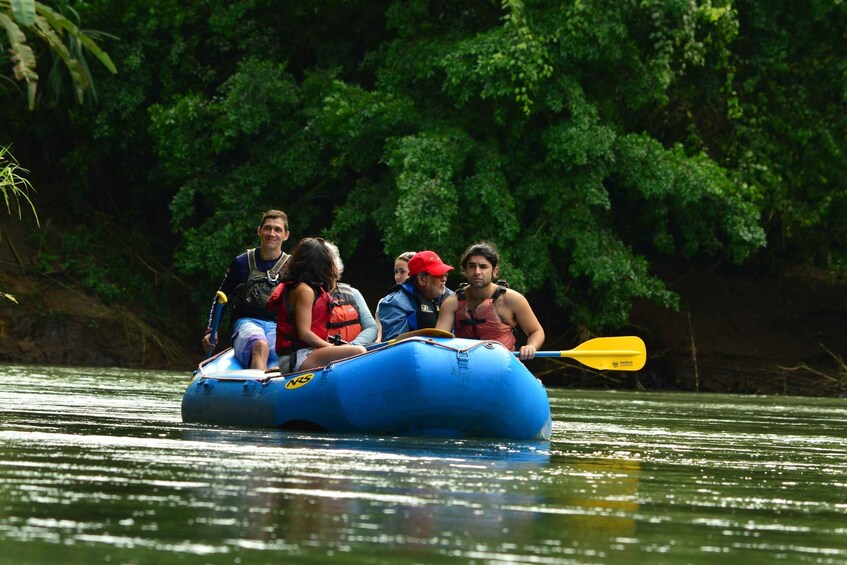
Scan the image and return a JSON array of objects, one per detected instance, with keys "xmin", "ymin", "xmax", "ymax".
[{"xmin": 407, "ymin": 250, "xmax": 454, "ymax": 277}]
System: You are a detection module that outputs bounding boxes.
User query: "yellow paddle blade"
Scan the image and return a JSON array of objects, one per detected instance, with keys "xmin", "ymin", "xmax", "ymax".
[{"xmin": 559, "ymin": 336, "xmax": 646, "ymax": 371}]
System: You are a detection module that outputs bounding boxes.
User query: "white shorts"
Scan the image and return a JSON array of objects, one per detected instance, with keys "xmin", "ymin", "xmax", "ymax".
[{"xmin": 292, "ymin": 347, "xmax": 316, "ymax": 372}]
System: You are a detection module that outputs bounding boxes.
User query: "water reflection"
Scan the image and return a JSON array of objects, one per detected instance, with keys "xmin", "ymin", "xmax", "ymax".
[{"xmin": 171, "ymin": 429, "xmax": 553, "ymax": 556}]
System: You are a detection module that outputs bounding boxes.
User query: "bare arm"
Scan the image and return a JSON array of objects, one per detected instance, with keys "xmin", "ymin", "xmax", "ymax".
[
  {"xmin": 435, "ymin": 294, "xmax": 458, "ymax": 332},
  {"xmin": 291, "ymin": 284, "xmax": 332, "ymax": 349},
  {"xmin": 506, "ymin": 290, "xmax": 545, "ymax": 359}
]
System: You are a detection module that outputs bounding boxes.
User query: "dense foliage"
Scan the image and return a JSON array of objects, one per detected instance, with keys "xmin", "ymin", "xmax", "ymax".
[{"xmin": 3, "ymin": 0, "xmax": 845, "ymax": 333}]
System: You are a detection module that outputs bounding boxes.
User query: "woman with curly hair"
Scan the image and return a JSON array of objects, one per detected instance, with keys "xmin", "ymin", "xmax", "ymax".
[{"xmin": 267, "ymin": 237, "xmax": 366, "ymax": 371}]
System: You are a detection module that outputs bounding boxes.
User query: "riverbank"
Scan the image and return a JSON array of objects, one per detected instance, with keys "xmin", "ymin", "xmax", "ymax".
[
  {"xmin": 631, "ymin": 265, "xmax": 845, "ymax": 396},
  {"xmin": 0, "ymin": 266, "xmax": 196, "ymax": 369},
  {"xmin": 2, "ymin": 219, "xmax": 845, "ymax": 395}
]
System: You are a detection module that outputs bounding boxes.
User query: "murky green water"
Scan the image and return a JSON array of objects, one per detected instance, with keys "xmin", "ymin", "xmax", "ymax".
[{"xmin": 1, "ymin": 365, "xmax": 845, "ymax": 564}]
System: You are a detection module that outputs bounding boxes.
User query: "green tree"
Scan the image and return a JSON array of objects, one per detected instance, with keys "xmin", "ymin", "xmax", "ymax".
[
  {"xmin": 1, "ymin": 0, "xmax": 115, "ymax": 302},
  {"xmin": 11, "ymin": 0, "xmax": 846, "ymax": 336},
  {"xmin": 153, "ymin": 0, "xmax": 765, "ymax": 329},
  {"xmin": 728, "ymin": 1, "xmax": 847, "ymax": 273}
]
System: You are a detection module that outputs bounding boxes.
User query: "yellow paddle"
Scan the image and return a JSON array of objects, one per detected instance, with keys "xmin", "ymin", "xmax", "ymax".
[
  {"xmin": 514, "ymin": 336, "xmax": 646, "ymax": 371},
  {"xmin": 366, "ymin": 331, "xmax": 645, "ymax": 370}
]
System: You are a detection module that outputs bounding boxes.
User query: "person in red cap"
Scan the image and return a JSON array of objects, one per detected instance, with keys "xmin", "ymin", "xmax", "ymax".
[
  {"xmin": 376, "ymin": 250, "xmax": 455, "ymax": 340},
  {"xmin": 436, "ymin": 241, "xmax": 545, "ymax": 360}
]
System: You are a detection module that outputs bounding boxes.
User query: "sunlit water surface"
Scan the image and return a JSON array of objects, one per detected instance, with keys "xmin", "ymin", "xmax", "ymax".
[{"xmin": 1, "ymin": 364, "xmax": 845, "ymax": 564}]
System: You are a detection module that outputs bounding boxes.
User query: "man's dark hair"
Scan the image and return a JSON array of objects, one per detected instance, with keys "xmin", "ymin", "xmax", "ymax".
[
  {"xmin": 460, "ymin": 241, "xmax": 500, "ymax": 270},
  {"xmin": 260, "ymin": 209, "xmax": 289, "ymax": 231}
]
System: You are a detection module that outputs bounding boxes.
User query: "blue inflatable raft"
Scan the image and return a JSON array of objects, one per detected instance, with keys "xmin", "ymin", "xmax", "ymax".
[{"xmin": 181, "ymin": 335, "xmax": 552, "ymax": 441}]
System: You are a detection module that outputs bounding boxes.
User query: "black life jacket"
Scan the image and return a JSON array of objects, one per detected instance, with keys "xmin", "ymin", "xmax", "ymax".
[
  {"xmin": 231, "ymin": 248, "xmax": 289, "ymax": 320},
  {"xmin": 392, "ymin": 281, "xmax": 440, "ymax": 331}
]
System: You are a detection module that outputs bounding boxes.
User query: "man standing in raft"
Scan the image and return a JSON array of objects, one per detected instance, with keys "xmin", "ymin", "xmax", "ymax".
[
  {"xmin": 202, "ymin": 209, "xmax": 291, "ymax": 370},
  {"xmin": 378, "ymin": 250, "xmax": 454, "ymax": 340},
  {"xmin": 436, "ymin": 241, "xmax": 545, "ymax": 360}
]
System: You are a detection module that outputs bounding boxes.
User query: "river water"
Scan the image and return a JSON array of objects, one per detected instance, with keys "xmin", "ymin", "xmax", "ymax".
[{"xmin": 1, "ymin": 364, "xmax": 845, "ymax": 564}]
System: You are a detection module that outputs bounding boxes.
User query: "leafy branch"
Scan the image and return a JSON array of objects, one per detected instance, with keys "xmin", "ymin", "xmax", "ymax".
[
  {"xmin": 1, "ymin": 144, "xmax": 37, "ymax": 302},
  {"xmin": 0, "ymin": 145, "xmax": 37, "ymax": 225},
  {"xmin": 0, "ymin": 0, "xmax": 116, "ymax": 108}
]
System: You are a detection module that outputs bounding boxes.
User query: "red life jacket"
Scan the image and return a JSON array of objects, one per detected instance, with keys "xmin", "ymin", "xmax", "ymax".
[
  {"xmin": 266, "ymin": 281, "xmax": 331, "ymax": 353},
  {"xmin": 327, "ymin": 283, "xmax": 363, "ymax": 342},
  {"xmin": 453, "ymin": 284, "xmax": 517, "ymax": 350}
]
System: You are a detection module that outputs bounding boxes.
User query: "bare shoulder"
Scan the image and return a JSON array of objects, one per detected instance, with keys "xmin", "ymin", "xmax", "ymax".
[
  {"xmin": 290, "ymin": 282, "xmax": 315, "ymax": 300},
  {"xmin": 502, "ymin": 287, "xmax": 530, "ymax": 308},
  {"xmin": 440, "ymin": 292, "xmax": 459, "ymax": 311}
]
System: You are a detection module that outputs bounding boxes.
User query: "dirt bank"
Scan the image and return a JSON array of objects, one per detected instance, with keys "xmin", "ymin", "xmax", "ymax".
[
  {"xmin": 1, "ymin": 217, "xmax": 196, "ymax": 370},
  {"xmin": 0, "ymin": 267, "xmax": 196, "ymax": 370},
  {"xmin": 628, "ymin": 266, "xmax": 847, "ymax": 396}
]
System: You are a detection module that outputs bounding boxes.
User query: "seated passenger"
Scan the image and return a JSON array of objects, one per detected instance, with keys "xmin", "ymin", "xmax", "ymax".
[
  {"xmin": 201, "ymin": 209, "xmax": 291, "ymax": 370},
  {"xmin": 377, "ymin": 250, "xmax": 454, "ymax": 341},
  {"xmin": 391, "ymin": 251, "xmax": 416, "ymax": 285},
  {"xmin": 436, "ymin": 241, "xmax": 544, "ymax": 360},
  {"xmin": 375, "ymin": 251, "xmax": 416, "ymax": 341},
  {"xmin": 266, "ymin": 237, "xmax": 366, "ymax": 371},
  {"xmin": 324, "ymin": 241, "xmax": 378, "ymax": 346}
]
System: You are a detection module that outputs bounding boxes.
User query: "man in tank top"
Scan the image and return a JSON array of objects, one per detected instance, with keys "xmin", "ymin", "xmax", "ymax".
[{"xmin": 436, "ymin": 241, "xmax": 544, "ymax": 360}]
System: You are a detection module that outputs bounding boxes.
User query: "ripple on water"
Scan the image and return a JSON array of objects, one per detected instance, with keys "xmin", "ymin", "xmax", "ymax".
[{"xmin": 1, "ymin": 368, "xmax": 846, "ymax": 563}]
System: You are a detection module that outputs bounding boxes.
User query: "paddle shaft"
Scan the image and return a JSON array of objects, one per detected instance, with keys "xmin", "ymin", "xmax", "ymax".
[
  {"xmin": 520, "ymin": 350, "xmax": 643, "ymax": 358},
  {"xmin": 365, "ymin": 332, "xmax": 646, "ymax": 371},
  {"xmin": 206, "ymin": 291, "xmax": 228, "ymax": 359},
  {"xmin": 365, "ymin": 328, "xmax": 454, "ymax": 351}
]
